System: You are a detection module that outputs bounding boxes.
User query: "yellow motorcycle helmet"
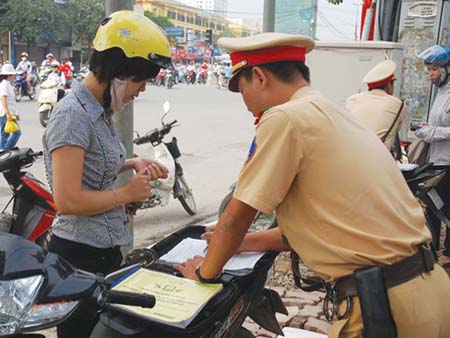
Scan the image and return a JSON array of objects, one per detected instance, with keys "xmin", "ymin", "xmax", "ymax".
[{"xmin": 93, "ymin": 10, "xmax": 173, "ymax": 69}]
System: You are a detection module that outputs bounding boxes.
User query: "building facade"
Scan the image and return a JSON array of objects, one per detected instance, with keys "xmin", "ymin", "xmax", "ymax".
[
  {"xmin": 275, "ymin": 0, "xmax": 318, "ymax": 37},
  {"xmin": 177, "ymin": 0, "xmax": 228, "ymax": 16}
]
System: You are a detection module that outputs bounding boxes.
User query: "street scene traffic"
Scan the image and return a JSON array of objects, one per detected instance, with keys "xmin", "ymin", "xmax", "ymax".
[{"xmin": 0, "ymin": 0, "xmax": 450, "ymax": 338}]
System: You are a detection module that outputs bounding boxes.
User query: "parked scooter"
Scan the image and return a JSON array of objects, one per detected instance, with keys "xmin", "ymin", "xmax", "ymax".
[
  {"xmin": 37, "ymin": 80, "xmax": 59, "ymax": 127},
  {"xmin": 133, "ymin": 102, "xmax": 196, "ymax": 215},
  {"xmin": 0, "ymin": 226, "xmax": 287, "ymax": 338},
  {"xmin": 400, "ymin": 162, "xmax": 450, "ymax": 248},
  {"xmin": 0, "ymin": 148, "xmax": 56, "ymax": 250},
  {"xmin": 0, "ymin": 233, "xmax": 156, "ymax": 338},
  {"xmin": 14, "ymin": 71, "xmax": 36, "ymax": 102}
]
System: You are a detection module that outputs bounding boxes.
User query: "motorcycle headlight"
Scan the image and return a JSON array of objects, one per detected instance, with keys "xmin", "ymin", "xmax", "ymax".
[
  {"xmin": 0, "ymin": 275, "xmax": 43, "ymax": 336},
  {"xmin": 22, "ymin": 300, "xmax": 78, "ymax": 330}
]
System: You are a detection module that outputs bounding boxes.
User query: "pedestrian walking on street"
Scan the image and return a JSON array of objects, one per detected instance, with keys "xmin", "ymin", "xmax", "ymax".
[
  {"xmin": 42, "ymin": 10, "xmax": 172, "ymax": 338},
  {"xmin": 346, "ymin": 59, "xmax": 406, "ymax": 153},
  {"xmin": 0, "ymin": 63, "xmax": 21, "ymax": 149},
  {"xmin": 415, "ymin": 45, "xmax": 450, "ymax": 268},
  {"xmin": 175, "ymin": 33, "xmax": 450, "ymax": 338}
]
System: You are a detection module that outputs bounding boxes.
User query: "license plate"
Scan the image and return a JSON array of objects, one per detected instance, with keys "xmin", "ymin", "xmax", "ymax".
[{"xmin": 427, "ymin": 189, "xmax": 444, "ymax": 210}]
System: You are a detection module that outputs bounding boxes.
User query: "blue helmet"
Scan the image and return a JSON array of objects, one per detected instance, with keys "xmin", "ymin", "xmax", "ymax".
[{"xmin": 419, "ymin": 45, "xmax": 450, "ymax": 66}]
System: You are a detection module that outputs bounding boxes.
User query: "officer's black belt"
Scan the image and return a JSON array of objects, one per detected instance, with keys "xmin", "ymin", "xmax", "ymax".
[{"xmin": 334, "ymin": 243, "xmax": 435, "ymax": 301}]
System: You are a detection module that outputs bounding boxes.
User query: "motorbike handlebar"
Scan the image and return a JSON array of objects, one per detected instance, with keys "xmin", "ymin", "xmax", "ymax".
[
  {"xmin": 29, "ymin": 151, "xmax": 43, "ymax": 158},
  {"xmin": 133, "ymin": 121, "xmax": 178, "ymax": 145},
  {"xmin": 108, "ymin": 290, "xmax": 156, "ymax": 308}
]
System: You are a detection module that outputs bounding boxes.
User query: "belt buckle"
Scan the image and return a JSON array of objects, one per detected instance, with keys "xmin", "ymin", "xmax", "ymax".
[{"xmin": 323, "ymin": 282, "xmax": 353, "ymax": 321}]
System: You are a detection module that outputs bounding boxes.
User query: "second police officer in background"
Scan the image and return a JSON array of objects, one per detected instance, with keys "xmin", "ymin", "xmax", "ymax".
[
  {"xmin": 346, "ymin": 59, "xmax": 406, "ymax": 154},
  {"xmin": 175, "ymin": 33, "xmax": 450, "ymax": 338}
]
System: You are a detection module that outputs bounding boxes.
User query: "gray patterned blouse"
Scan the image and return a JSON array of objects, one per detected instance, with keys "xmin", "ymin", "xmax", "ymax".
[{"xmin": 43, "ymin": 80, "xmax": 131, "ymax": 248}]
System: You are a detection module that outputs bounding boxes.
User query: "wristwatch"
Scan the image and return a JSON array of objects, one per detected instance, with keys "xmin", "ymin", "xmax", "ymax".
[{"xmin": 194, "ymin": 265, "xmax": 221, "ymax": 283}]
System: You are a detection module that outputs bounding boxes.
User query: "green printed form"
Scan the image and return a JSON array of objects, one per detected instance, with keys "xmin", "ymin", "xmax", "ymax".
[{"xmin": 112, "ymin": 269, "xmax": 223, "ymax": 328}]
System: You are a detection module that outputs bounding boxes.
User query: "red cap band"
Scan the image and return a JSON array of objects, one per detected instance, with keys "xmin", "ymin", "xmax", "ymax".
[
  {"xmin": 367, "ymin": 74, "xmax": 394, "ymax": 89},
  {"xmin": 230, "ymin": 46, "xmax": 306, "ymax": 74}
]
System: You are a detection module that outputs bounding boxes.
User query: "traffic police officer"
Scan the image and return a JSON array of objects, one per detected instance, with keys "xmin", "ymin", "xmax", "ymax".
[
  {"xmin": 175, "ymin": 33, "xmax": 450, "ymax": 338},
  {"xmin": 346, "ymin": 60, "xmax": 406, "ymax": 150}
]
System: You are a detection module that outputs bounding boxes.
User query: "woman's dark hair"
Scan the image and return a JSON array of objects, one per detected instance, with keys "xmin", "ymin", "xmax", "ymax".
[
  {"xmin": 0, "ymin": 75, "xmax": 8, "ymax": 82},
  {"xmin": 240, "ymin": 61, "xmax": 310, "ymax": 84},
  {"xmin": 89, "ymin": 47, "xmax": 161, "ymax": 110}
]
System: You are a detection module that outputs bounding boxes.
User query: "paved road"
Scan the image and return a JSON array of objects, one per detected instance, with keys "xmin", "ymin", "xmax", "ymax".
[{"xmin": 5, "ymin": 80, "xmax": 255, "ymax": 247}]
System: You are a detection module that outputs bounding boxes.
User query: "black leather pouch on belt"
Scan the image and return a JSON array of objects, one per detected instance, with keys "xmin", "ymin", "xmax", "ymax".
[{"xmin": 353, "ymin": 266, "xmax": 397, "ymax": 338}]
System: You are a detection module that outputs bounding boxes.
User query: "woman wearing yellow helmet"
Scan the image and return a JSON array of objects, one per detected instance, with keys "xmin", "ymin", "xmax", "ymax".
[{"xmin": 42, "ymin": 11, "xmax": 172, "ymax": 338}]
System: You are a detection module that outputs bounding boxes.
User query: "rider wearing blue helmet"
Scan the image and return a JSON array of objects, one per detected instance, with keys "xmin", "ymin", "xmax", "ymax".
[
  {"xmin": 415, "ymin": 45, "xmax": 450, "ymax": 267},
  {"xmin": 419, "ymin": 45, "xmax": 450, "ymax": 86}
]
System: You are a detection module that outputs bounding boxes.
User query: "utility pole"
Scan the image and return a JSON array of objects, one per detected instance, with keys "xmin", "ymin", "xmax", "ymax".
[
  {"xmin": 105, "ymin": 0, "xmax": 135, "ymax": 250},
  {"xmin": 263, "ymin": 0, "xmax": 276, "ymax": 33}
]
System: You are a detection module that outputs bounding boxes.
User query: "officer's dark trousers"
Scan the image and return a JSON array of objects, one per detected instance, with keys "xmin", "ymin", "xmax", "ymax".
[
  {"xmin": 427, "ymin": 165, "xmax": 450, "ymax": 257},
  {"xmin": 48, "ymin": 235, "xmax": 123, "ymax": 338}
]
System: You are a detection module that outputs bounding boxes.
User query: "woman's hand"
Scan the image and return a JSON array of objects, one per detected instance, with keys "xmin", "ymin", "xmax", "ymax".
[
  {"xmin": 6, "ymin": 113, "xmax": 13, "ymax": 121},
  {"xmin": 419, "ymin": 122, "xmax": 429, "ymax": 127},
  {"xmin": 131, "ymin": 158, "xmax": 168, "ymax": 180},
  {"xmin": 120, "ymin": 170, "xmax": 152, "ymax": 203}
]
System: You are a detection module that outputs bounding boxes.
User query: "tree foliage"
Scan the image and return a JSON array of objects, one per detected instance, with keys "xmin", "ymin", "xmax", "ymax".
[
  {"xmin": 0, "ymin": 0, "xmax": 65, "ymax": 49},
  {"xmin": 67, "ymin": 0, "xmax": 104, "ymax": 49},
  {"xmin": 0, "ymin": 0, "xmax": 104, "ymax": 50},
  {"xmin": 144, "ymin": 11, "xmax": 174, "ymax": 29}
]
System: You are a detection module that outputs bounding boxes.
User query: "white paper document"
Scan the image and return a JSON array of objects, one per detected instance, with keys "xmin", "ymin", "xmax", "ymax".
[
  {"xmin": 397, "ymin": 163, "xmax": 419, "ymax": 171},
  {"xmin": 279, "ymin": 327, "xmax": 327, "ymax": 338},
  {"xmin": 157, "ymin": 238, "xmax": 264, "ymax": 271}
]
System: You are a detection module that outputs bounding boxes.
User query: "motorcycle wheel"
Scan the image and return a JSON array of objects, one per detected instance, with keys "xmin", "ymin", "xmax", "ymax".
[
  {"xmin": 39, "ymin": 109, "xmax": 51, "ymax": 127},
  {"xmin": 175, "ymin": 175, "xmax": 197, "ymax": 215},
  {"xmin": 36, "ymin": 230, "xmax": 51, "ymax": 252},
  {"xmin": 14, "ymin": 86, "xmax": 22, "ymax": 102},
  {"xmin": 219, "ymin": 187, "xmax": 277, "ymax": 231},
  {"xmin": 28, "ymin": 87, "xmax": 36, "ymax": 100}
]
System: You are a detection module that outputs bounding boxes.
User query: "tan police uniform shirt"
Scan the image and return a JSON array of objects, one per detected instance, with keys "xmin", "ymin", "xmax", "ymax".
[
  {"xmin": 234, "ymin": 86, "xmax": 430, "ymax": 281},
  {"xmin": 345, "ymin": 89, "xmax": 406, "ymax": 149}
]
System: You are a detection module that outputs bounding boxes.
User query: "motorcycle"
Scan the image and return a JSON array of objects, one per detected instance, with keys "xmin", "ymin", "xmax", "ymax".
[
  {"xmin": 185, "ymin": 70, "xmax": 196, "ymax": 85},
  {"xmin": 75, "ymin": 66, "xmax": 89, "ymax": 82},
  {"xmin": 37, "ymin": 80, "xmax": 59, "ymax": 127},
  {"xmin": 400, "ymin": 162, "xmax": 450, "ymax": 249},
  {"xmin": 0, "ymin": 226, "xmax": 287, "ymax": 338},
  {"xmin": 219, "ymin": 182, "xmax": 277, "ymax": 231},
  {"xmin": 0, "ymin": 148, "xmax": 56, "ymax": 250},
  {"xmin": 217, "ymin": 70, "xmax": 229, "ymax": 90},
  {"xmin": 0, "ymin": 232, "xmax": 156, "ymax": 338},
  {"xmin": 14, "ymin": 71, "xmax": 36, "ymax": 102},
  {"xmin": 38, "ymin": 67, "xmax": 52, "ymax": 83},
  {"xmin": 165, "ymin": 69, "xmax": 175, "ymax": 89},
  {"xmin": 133, "ymin": 101, "xmax": 196, "ymax": 216},
  {"xmin": 198, "ymin": 69, "xmax": 207, "ymax": 84}
]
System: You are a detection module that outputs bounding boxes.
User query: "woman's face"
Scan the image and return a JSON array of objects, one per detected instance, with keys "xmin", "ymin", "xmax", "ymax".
[
  {"xmin": 426, "ymin": 64, "xmax": 441, "ymax": 82},
  {"xmin": 7, "ymin": 75, "xmax": 14, "ymax": 82},
  {"xmin": 123, "ymin": 78, "xmax": 147, "ymax": 104}
]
